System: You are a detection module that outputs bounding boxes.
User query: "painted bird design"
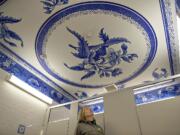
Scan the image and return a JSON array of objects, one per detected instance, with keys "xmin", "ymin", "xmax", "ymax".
[{"xmin": 66, "ymin": 27, "xmax": 130, "ymax": 61}]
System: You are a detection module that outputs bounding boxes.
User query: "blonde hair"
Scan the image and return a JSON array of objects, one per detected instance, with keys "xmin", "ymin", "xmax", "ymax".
[{"xmin": 78, "ymin": 107, "xmax": 93, "ymax": 122}]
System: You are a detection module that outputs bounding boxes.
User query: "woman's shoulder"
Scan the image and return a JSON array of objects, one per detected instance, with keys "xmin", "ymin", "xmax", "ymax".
[
  {"xmin": 77, "ymin": 121, "xmax": 89, "ymax": 127},
  {"xmin": 77, "ymin": 121, "xmax": 95, "ymax": 129}
]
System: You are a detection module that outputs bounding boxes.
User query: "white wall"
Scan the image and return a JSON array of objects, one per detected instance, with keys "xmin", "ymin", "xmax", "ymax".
[
  {"xmin": 0, "ymin": 69, "xmax": 48, "ymax": 135},
  {"xmin": 137, "ymin": 96, "xmax": 180, "ymax": 135}
]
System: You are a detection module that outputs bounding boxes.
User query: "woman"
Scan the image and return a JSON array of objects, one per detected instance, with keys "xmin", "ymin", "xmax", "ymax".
[{"xmin": 76, "ymin": 107, "xmax": 104, "ymax": 135}]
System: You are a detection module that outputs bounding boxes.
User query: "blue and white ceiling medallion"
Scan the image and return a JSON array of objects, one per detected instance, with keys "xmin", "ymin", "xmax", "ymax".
[{"xmin": 36, "ymin": 1, "xmax": 157, "ymax": 88}]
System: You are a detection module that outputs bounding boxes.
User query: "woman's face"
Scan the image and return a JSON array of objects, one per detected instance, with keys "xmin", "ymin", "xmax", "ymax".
[{"xmin": 84, "ymin": 108, "xmax": 94, "ymax": 122}]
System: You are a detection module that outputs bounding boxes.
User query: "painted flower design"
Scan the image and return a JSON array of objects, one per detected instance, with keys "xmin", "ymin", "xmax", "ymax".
[{"xmin": 64, "ymin": 27, "xmax": 138, "ymax": 80}]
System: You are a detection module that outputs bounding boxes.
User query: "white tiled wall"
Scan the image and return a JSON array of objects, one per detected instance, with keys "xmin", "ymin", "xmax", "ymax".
[{"xmin": 0, "ymin": 69, "xmax": 48, "ymax": 135}]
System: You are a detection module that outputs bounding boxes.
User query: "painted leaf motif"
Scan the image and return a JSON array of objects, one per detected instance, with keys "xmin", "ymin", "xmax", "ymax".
[
  {"xmin": 62, "ymin": 0, "xmax": 68, "ymax": 4},
  {"xmin": 6, "ymin": 29, "xmax": 23, "ymax": 47},
  {"xmin": 64, "ymin": 63, "xmax": 84, "ymax": 71},
  {"xmin": 43, "ymin": 7, "xmax": 52, "ymax": 14},
  {"xmin": 0, "ymin": 16, "xmax": 21, "ymax": 24},
  {"xmin": 111, "ymin": 68, "xmax": 122, "ymax": 76},
  {"xmin": 81, "ymin": 71, "xmax": 95, "ymax": 80},
  {"xmin": 4, "ymin": 38, "xmax": 17, "ymax": 47},
  {"xmin": 41, "ymin": 1, "xmax": 54, "ymax": 7},
  {"xmin": 127, "ymin": 54, "xmax": 138, "ymax": 60},
  {"xmin": 121, "ymin": 56, "xmax": 131, "ymax": 63},
  {"xmin": 66, "ymin": 27, "xmax": 89, "ymax": 46},
  {"xmin": 99, "ymin": 28, "xmax": 109, "ymax": 43}
]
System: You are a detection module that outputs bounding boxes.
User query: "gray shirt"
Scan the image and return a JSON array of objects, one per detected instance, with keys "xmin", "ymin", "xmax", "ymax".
[{"xmin": 76, "ymin": 121, "xmax": 104, "ymax": 135}]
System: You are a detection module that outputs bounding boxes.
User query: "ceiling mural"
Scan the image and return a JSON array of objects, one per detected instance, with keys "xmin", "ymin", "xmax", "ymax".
[
  {"xmin": 0, "ymin": 0, "xmax": 179, "ymax": 103},
  {"xmin": 35, "ymin": 1, "xmax": 157, "ymax": 88}
]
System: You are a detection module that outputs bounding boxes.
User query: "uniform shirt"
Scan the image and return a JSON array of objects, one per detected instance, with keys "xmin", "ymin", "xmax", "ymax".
[{"xmin": 76, "ymin": 120, "xmax": 104, "ymax": 135}]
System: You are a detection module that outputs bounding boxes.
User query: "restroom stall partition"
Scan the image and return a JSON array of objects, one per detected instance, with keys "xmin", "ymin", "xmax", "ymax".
[
  {"xmin": 134, "ymin": 75, "xmax": 180, "ymax": 135},
  {"xmin": 44, "ymin": 102, "xmax": 78, "ymax": 135},
  {"xmin": 44, "ymin": 100, "xmax": 105, "ymax": 135},
  {"xmin": 43, "ymin": 74, "xmax": 180, "ymax": 135},
  {"xmin": 42, "ymin": 87, "xmax": 142, "ymax": 135},
  {"xmin": 103, "ymin": 74, "xmax": 180, "ymax": 135},
  {"xmin": 43, "ymin": 88, "xmax": 141, "ymax": 135},
  {"xmin": 104, "ymin": 87, "xmax": 142, "ymax": 135}
]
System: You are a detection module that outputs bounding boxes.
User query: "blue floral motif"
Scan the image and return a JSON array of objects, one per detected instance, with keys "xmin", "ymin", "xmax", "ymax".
[
  {"xmin": 135, "ymin": 83, "xmax": 180, "ymax": 105},
  {"xmin": 144, "ymin": 68, "xmax": 168, "ymax": 83},
  {"xmin": 152, "ymin": 68, "xmax": 168, "ymax": 80},
  {"xmin": 0, "ymin": 12, "xmax": 23, "ymax": 47},
  {"xmin": 86, "ymin": 83, "xmax": 180, "ymax": 113},
  {"xmin": 64, "ymin": 27, "xmax": 138, "ymax": 80},
  {"xmin": 90, "ymin": 103, "xmax": 104, "ymax": 114},
  {"xmin": 41, "ymin": 0, "xmax": 68, "ymax": 14},
  {"xmin": 74, "ymin": 91, "xmax": 88, "ymax": 99}
]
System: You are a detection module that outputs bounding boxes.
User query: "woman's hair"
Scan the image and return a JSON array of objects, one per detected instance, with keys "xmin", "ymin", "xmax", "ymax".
[{"xmin": 78, "ymin": 107, "xmax": 93, "ymax": 122}]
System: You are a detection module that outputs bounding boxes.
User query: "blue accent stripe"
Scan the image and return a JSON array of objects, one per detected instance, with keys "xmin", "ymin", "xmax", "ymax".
[{"xmin": 159, "ymin": 0, "xmax": 175, "ymax": 75}]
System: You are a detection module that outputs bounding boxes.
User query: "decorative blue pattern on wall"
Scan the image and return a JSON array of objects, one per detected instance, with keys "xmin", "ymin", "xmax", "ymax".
[
  {"xmin": 0, "ymin": 51, "xmax": 72, "ymax": 104},
  {"xmin": 88, "ymin": 83, "xmax": 180, "ymax": 113},
  {"xmin": 135, "ymin": 83, "xmax": 180, "ymax": 105},
  {"xmin": 152, "ymin": 68, "xmax": 168, "ymax": 80},
  {"xmin": 41, "ymin": 0, "xmax": 68, "ymax": 14},
  {"xmin": 143, "ymin": 68, "xmax": 168, "ymax": 84},
  {"xmin": 65, "ymin": 27, "xmax": 137, "ymax": 80},
  {"xmin": 0, "ymin": 13, "xmax": 23, "ymax": 47},
  {"xmin": 89, "ymin": 102, "xmax": 104, "ymax": 114},
  {"xmin": 36, "ymin": 1, "xmax": 157, "ymax": 88},
  {"xmin": 74, "ymin": 91, "xmax": 88, "ymax": 99}
]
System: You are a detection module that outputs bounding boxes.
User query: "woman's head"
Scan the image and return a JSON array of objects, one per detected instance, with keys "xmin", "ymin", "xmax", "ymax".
[{"xmin": 79, "ymin": 107, "xmax": 94, "ymax": 122}]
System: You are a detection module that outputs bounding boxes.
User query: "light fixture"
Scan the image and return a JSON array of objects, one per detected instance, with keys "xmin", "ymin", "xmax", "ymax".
[{"xmin": 8, "ymin": 75, "xmax": 53, "ymax": 104}]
